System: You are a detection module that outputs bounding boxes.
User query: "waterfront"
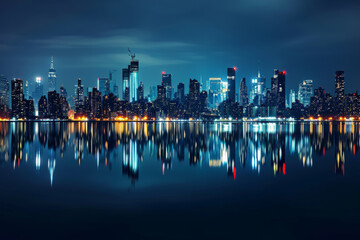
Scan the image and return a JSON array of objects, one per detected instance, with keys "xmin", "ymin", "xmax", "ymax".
[{"xmin": 0, "ymin": 121, "xmax": 360, "ymax": 239}]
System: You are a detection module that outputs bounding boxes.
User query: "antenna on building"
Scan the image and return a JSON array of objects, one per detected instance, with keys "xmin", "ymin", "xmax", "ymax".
[
  {"xmin": 128, "ymin": 48, "xmax": 136, "ymax": 61},
  {"xmin": 257, "ymin": 60, "xmax": 261, "ymax": 78},
  {"xmin": 50, "ymin": 56, "xmax": 54, "ymax": 69}
]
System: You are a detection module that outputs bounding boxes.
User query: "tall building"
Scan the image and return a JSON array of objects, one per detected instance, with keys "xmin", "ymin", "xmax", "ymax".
[
  {"xmin": 89, "ymin": 87, "xmax": 102, "ymax": 118},
  {"xmin": 48, "ymin": 90, "xmax": 61, "ymax": 119},
  {"xmin": 23, "ymin": 79, "xmax": 29, "ymax": 100},
  {"xmin": 137, "ymin": 82, "xmax": 144, "ymax": 101},
  {"xmin": 0, "ymin": 74, "xmax": 9, "ymax": 107},
  {"xmin": 271, "ymin": 69, "xmax": 286, "ymax": 112},
  {"xmin": 32, "ymin": 77, "xmax": 43, "ymax": 109},
  {"xmin": 289, "ymin": 89, "xmax": 296, "ymax": 109},
  {"xmin": 129, "ymin": 58, "xmax": 139, "ymax": 102},
  {"xmin": 48, "ymin": 56, "xmax": 56, "ymax": 92},
  {"xmin": 38, "ymin": 95, "xmax": 47, "ymax": 118},
  {"xmin": 74, "ymin": 78, "xmax": 84, "ymax": 112},
  {"xmin": 157, "ymin": 85, "xmax": 166, "ymax": 106},
  {"xmin": 122, "ymin": 68, "xmax": 129, "ymax": 101},
  {"xmin": 298, "ymin": 80, "xmax": 313, "ymax": 106},
  {"xmin": 177, "ymin": 83, "xmax": 185, "ymax": 104},
  {"xmin": 149, "ymin": 86, "xmax": 157, "ymax": 102},
  {"xmin": 209, "ymin": 78, "xmax": 222, "ymax": 109},
  {"xmin": 60, "ymin": 85, "xmax": 67, "ymax": 99},
  {"xmin": 239, "ymin": 77, "xmax": 249, "ymax": 106},
  {"xmin": 189, "ymin": 79, "xmax": 200, "ymax": 102},
  {"xmin": 335, "ymin": 71, "xmax": 345, "ymax": 115},
  {"xmin": 11, "ymin": 78, "xmax": 24, "ymax": 119},
  {"xmin": 250, "ymin": 71, "xmax": 266, "ymax": 104},
  {"xmin": 227, "ymin": 67, "xmax": 236, "ymax": 102},
  {"xmin": 97, "ymin": 77, "xmax": 110, "ymax": 96},
  {"xmin": 162, "ymin": 72, "xmax": 172, "ymax": 99}
]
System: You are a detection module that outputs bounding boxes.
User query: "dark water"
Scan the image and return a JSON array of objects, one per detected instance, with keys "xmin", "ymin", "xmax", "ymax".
[{"xmin": 0, "ymin": 121, "xmax": 359, "ymax": 239}]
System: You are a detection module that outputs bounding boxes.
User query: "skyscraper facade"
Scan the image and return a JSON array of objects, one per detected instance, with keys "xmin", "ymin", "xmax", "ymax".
[
  {"xmin": 129, "ymin": 59, "xmax": 139, "ymax": 102},
  {"xmin": 32, "ymin": 77, "xmax": 44, "ymax": 110},
  {"xmin": 162, "ymin": 73, "xmax": 172, "ymax": 99},
  {"xmin": 239, "ymin": 77, "xmax": 249, "ymax": 106},
  {"xmin": 11, "ymin": 79, "xmax": 24, "ymax": 119},
  {"xmin": 137, "ymin": 82, "xmax": 144, "ymax": 101},
  {"xmin": 0, "ymin": 74, "xmax": 9, "ymax": 107},
  {"xmin": 289, "ymin": 89, "xmax": 296, "ymax": 109},
  {"xmin": 271, "ymin": 69, "xmax": 286, "ymax": 112},
  {"xmin": 209, "ymin": 78, "xmax": 223, "ymax": 109},
  {"xmin": 335, "ymin": 71, "xmax": 345, "ymax": 115},
  {"xmin": 177, "ymin": 83, "xmax": 185, "ymax": 104},
  {"xmin": 227, "ymin": 67, "xmax": 236, "ymax": 102},
  {"xmin": 48, "ymin": 56, "xmax": 56, "ymax": 92},
  {"xmin": 74, "ymin": 78, "xmax": 84, "ymax": 112},
  {"xmin": 298, "ymin": 80, "xmax": 313, "ymax": 106},
  {"xmin": 250, "ymin": 72, "xmax": 266, "ymax": 105}
]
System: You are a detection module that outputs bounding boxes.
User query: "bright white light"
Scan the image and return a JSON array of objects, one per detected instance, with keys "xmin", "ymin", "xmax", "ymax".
[{"xmin": 36, "ymin": 77, "xmax": 42, "ymax": 83}]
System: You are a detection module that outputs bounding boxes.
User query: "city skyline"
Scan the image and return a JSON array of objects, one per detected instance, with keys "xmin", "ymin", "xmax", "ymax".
[{"xmin": 1, "ymin": 1, "xmax": 359, "ymax": 95}]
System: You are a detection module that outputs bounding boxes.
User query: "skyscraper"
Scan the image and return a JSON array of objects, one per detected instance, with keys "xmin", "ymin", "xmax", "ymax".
[
  {"xmin": 48, "ymin": 90, "xmax": 61, "ymax": 119},
  {"xmin": 209, "ymin": 78, "xmax": 222, "ymax": 109},
  {"xmin": 32, "ymin": 77, "xmax": 43, "ymax": 109},
  {"xmin": 11, "ymin": 78, "xmax": 24, "ymax": 119},
  {"xmin": 250, "ymin": 71, "xmax": 266, "ymax": 105},
  {"xmin": 129, "ymin": 59, "xmax": 139, "ymax": 102},
  {"xmin": 177, "ymin": 83, "xmax": 185, "ymax": 104},
  {"xmin": 122, "ymin": 68, "xmax": 129, "ymax": 101},
  {"xmin": 137, "ymin": 82, "xmax": 144, "ymax": 101},
  {"xmin": 227, "ymin": 67, "xmax": 236, "ymax": 102},
  {"xmin": 23, "ymin": 79, "xmax": 29, "ymax": 100},
  {"xmin": 74, "ymin": 78, "xmax": 84, "ymax": 113},
  {"xmin": 239, "ymin": 77, "xmax": 249, "ymax": 106},
  {"xmin": 298, "ymin": 80, "xmax": 313, "ymax": 106},
  {"xmin": 60, "ymin": 85, "xmax": 67, "ymax": 99},
  {"xmin": 149, "ymin": 86, "xmax": 157, "ymax": 102},
  {"xmin": 97, "ymin": 77, "xmax": 110, "ymax": 96},
  {"xmin": 271, "ymin": 69, "xmax": 286, "ymax": 112},
  {"xmin": 289, "ymin": 89, "xmax": 296, "ymax": 109},
  {"xmin": 189, "ymin": 79, "xmax": 200, "ymax": 102},
  {"xmin": 48, "ymin": 56, "xmax": 56, "ymax": 92},
  {"xmin": 335, "ymin": 71, "xmax": 345, "ymax": 115},
  {"xmin": 162, "ymin": 72, "xmax": 172, "ymax": 99},
  {"xmin": 0, "ymin": 74, "xmax": 9, "ymax": 107},
  {"xmin": 38, "ymin": 95, "xmax": 47, "ymax": 118}
]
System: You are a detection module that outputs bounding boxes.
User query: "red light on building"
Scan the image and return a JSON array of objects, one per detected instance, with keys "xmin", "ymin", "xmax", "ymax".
[
  {"xmin": 162, "ymin": 71, "xmax": 165, "ymax": 75},
  {"xmin": 233, "ymin": 67, "xmax": 237, "ymax": 71},
  {"xmin": 282, "ymin": 71, "xmax": 286, "ymax": 75}
]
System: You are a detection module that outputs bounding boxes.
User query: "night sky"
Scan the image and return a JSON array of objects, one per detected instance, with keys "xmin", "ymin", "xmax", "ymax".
[{"xmin": 0, "ymin": 0, "xmax": 359, "ymax": 96}]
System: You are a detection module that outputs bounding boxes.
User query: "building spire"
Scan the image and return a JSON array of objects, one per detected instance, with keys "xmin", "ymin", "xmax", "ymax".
[
  {"xmin": 257, "ymin": 61, "xmax": 261, "ymax": 78},
  {"xmin": 50, "ymin": 56, "xmax": 54, "ymax": 69}
]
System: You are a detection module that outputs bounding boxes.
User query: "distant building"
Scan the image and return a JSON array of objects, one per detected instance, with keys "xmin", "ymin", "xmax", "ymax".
[
  {"xmin": 149, "ymin": 86, "xmax": 157, "ymax": 102},
  {"xmin": 48, "ymin": 56, "xmax": 56, "ymax": 92},
  {"xmin": 162, "ymin": 73, "xmax": 172, "ymax": 99},
  {"xmin": 250, "ymin": 71, "xmax": 266, "ymax": 105},
  {"xmin": 0, "ymin": 74, "xmax": 9, "ymax": 108},
  {"xmin": 11, "ymin": 79, "xmax": 25, "ymax": 119},
  {"xmin": 137, "ymin": 82, "xmax": 144, "ymax": 101},
  {"xmin": 298, "ymin": 80, "xmax": 313, "ymax": 106},
  {"xmin": 122, "ymin": 68, "xmax": 129, "ymax": 101},
  {"xmin": 38, "ymin": 95, "xmax": 48, "ymax": 118},
  {"xmin": 289, "ymin": 89, "xmax": 296, "ymax": 109},
  {"xmin": 177, "ymin": 83, "xmax": 185, "ymax": 104},
  {"xmin": 239, "ymin": 77, "xmax": 249, "ymax": 106},
  {"xmin": 227, "ymin": 67, "xmax": 236, "ymax": 102},
  {"xmin": 89, "ymin": 87, "xmax": 102, "ymax": 118},
  {"xmin": 209, "ymin": 78, "xmax": 222, "ymax": 109},
  {"xmin": 60, "ymin": 85, "xmax": 67, "ymax": 99},
  {"xmin": 74, "ymin": 78, "xmax": 84, "ymax": 113},
  {"xmin": 48, "ymin": 90, "xmax": 61, "ymax": 119},
  {"xmin": 97, "ymin": 77, "xmax": 110, "ymax": 96},
  {"xmin": 335, "ymin": 71, "xmax": 345, "ymax": 115},
  {"xmin": 271, "ymin": 69, "xmax": 286, "ymax": 113},
  {"xmin": 32, "ymin": 77, "xmax": 44, "ymax": 109},
  {"xmin": 129, "ymin": 58, "xmax": 139, "ymax": 102}
]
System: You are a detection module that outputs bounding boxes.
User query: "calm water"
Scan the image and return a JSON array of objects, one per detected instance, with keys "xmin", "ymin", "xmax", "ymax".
[{"xmin": 0, "ymin": 121, "xmax": 360, "ymax": 239}]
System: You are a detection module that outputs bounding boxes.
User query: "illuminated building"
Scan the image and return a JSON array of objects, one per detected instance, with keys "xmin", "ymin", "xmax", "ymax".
[
  {"xmin": 38, "ymin": 95, "xmax": 48, "ymax": 118},
  {"xmin": 335, "ymin": 71, "xmax": 345, "ymax": 115},
  {"xmin": 149, "ymin": 86, "xmax": 157, "ymax": 102},
  {"xmin": 48, "ymin": 56, "xmax": 56, "ymax": 92},
  {"xmin": 250, "ymin": 71, "xmax": 266, "ymax": 105},
  {"xmin": 129, "ymin": 59, "xmax": 139, "ymax": 102},
  {"xmin": 239, "ymin": 77, "xmax": 249, "ymax": 106},
  {"xmin": 289, "ymin": 89, "xmax": 296, "ymax": 109},
  {"xmin": 11, "ymin": 78, "xmax": 25, "ymax": 119},
  {"xmin": 137, "ymin": 81, "xmax": 144, "ymax": 101},
  {"xmin": 298, "ymin": 79, "xmax": 313, "ymax": 106},
  {"xmin": 97, "ymin": 77, "xmax": 110, "ymax": 96},
  {"xmin": 89, "ymin": 87, "xmax": 102, "ymax": 118},
  {"xmin": 74, "ymin": 78, "xmax": 84, "ymax": 113},
  {"xmin": 0, "ymin": 74, "xmax": 9, "ymax": 108},
  {"xmin": 122, "ymin": 68, "xmax": 129, "ymax": 101},
  {"xmin": 227, "ymin": 67, "xmax": 236, "ymax": 102},
  {"xmin": 209, "ymin": 78, "xmax": 222, "ymax": 109},
  {"xmin": 271, "ymin": 69, "xmax": 286, "ymax": 113},
  {"xmin": 60, "ymin": 85, "xmax": 67, "ymax": 99},
  {"xmin": 32, "ymin": 77, "xmax": 43, "ymax": 109},
  {"xmin": 48, "ymin": 90, "xmax": 61, "ymax": 119},
  {"xmin": 177, "ymin": 82, "xmax": 185, "ymax": 104},
  {"xmin": 162, "ymin": 72, "xmax": 172, "ymax": 99}
]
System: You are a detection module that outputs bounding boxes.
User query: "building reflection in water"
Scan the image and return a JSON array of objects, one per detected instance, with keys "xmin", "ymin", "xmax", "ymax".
[{"xmin": 1, "ymin": 121, "xmax": 359, "ymax": 184}]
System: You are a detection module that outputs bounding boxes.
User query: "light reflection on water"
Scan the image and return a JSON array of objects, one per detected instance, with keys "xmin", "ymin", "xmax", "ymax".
[{"xmin": 0, "ymin": 121, "xmax": 356, "ymax": 186}]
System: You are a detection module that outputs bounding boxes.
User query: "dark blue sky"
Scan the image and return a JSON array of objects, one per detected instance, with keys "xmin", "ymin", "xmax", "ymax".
[{"xmin": 0, "ymin": 0, "xmax": 359, "ymax": 96}]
